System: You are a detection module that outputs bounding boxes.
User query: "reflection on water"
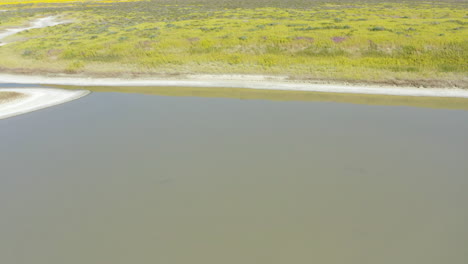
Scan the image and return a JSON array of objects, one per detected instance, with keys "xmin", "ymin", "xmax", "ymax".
[
  {"xmin": 52, "ymin": 85, "xmax": 468, "ymax": 110},
  {"xmin": 0, "ymin": 89, "xmax": 467, "ymax": 264}
]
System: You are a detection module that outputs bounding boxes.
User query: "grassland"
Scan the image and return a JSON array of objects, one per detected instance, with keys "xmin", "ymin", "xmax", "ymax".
[{"xmin": 0, "ymin": 0, "xmax": 467, "ymax": 87}]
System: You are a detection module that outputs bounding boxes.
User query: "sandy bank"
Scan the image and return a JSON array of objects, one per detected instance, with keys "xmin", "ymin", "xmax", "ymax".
[
  {"xmin": 0, "ymin": 16, "xmax": 66, "ymax": 46},
  {"xmin": 0, "ymin": 73, "xmax": 467, "ymax": 98},
  {"xmin": 0, "ymin": 88, "xmax": 90, "ymax": 120}
]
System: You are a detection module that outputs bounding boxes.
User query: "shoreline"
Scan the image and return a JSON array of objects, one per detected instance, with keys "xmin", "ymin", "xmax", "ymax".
[
  {"xmin": 0, "ymin": 87, "xmax": 90, "ymax": 120},
  {"xmin": 0, "ymin": 16, "xmax": 465, "ymax": 94},
  {"xmin": 0, "ymin": 73, "xmax": 467, "ymax": 99}
]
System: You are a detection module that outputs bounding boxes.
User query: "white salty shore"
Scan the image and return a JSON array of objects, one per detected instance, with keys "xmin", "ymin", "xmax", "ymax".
[
  {"xmin": 0, "ymin": 73, "xmax": 467, "ymax": 98},
  {"xmin": 0, "ymin": 88, "xmax": 90, "ymax": 120}
]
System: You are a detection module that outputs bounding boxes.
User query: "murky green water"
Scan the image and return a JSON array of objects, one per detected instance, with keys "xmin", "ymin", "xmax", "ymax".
[{"xmin": 1, "ymin": 85, "xmax": 468, "ymax": 264}]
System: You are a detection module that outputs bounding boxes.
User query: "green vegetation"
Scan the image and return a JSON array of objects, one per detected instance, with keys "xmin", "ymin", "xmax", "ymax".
[{"xmin": 0, "ymin": 0, "xmax": 467, "ymax": 87}]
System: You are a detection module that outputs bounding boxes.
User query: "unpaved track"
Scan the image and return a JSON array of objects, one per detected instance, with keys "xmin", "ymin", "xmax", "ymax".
[{"xmin": 0, "ymin": 16, "xmax": 65, "ymax": 46}]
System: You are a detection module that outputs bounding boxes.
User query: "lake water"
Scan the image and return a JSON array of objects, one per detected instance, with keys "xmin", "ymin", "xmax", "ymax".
[{"xmin": 1, "ymin": 84, "xmax": 468, "ymax": 264}]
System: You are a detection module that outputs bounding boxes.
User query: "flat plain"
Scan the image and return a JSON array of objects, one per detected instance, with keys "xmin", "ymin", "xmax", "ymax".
[{"xmin": 0, "ymin": 0, "xmax": 466, "ymax": 87}]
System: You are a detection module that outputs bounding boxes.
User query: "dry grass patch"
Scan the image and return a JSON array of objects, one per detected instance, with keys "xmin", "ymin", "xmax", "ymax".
[{"xmin": 0, "ymin": 91, "xmax": 25, "ymax": 104}]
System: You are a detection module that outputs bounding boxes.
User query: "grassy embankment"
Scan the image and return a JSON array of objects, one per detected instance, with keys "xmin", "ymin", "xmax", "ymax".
[{"xmin": 0, "ymin": 0, "xmax": 467, "ymax": 87}]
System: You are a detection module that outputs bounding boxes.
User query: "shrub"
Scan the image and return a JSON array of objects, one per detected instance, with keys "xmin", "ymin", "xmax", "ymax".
[
  {"xmin": 65, "ymin": 61, "xmax": 85, "ymax": 73},
  {"xmin": 258, "ymin": 55, "xmax": 278, "ymax": 67},
  {"xmin": 369, "ymin": 26, "xmax": 386, "ymax": 31}
]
